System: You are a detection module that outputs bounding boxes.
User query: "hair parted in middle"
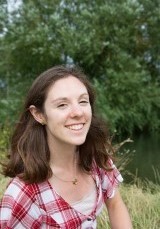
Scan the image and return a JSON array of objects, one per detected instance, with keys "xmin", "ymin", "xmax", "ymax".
[{"xmin": 3, "ymin": 65, "xmax": 113, "ymax": 183}]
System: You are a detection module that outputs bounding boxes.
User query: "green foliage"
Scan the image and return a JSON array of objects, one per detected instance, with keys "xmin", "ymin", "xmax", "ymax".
[
  {"xmin": 94, "ymin": 65, "xmax": 160, "ymax": 134},
  {"xmin": 0, "ymin": 125, "xmax": 10, "ymax": 159},
  {"xmin": 0, "ymin": 75, "xmax": 32, "ymax": 125},
  {"xmin": 0, "ymin": 0, "xmax": 160, "ymax": 134}
]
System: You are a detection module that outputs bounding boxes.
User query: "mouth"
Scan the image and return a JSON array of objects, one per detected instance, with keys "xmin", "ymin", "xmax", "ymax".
[{"xmin": 66, "ymin": 123, "xmax": 84, "ymax": 130}]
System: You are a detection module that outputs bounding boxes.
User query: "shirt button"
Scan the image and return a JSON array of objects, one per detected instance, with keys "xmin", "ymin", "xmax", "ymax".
[{"xmin": 87, "ymin": 218, "xmax": 92, "ymax": 221}]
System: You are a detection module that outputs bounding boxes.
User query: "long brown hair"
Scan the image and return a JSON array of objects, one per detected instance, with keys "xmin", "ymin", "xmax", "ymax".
[{"xmin": 2, "ymin": 65, "xmax": 112, "ymax": 183}]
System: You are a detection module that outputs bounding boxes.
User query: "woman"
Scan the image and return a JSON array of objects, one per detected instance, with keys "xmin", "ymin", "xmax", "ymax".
[{"xmin": 0, "ymin": 66, "xmax": 132, "ymax": 228}]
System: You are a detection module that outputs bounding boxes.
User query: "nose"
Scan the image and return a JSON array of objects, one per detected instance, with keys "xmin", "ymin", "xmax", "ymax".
[{"xmin": 70, "ymin": 104, "xmax": 83, "ymax": 118}]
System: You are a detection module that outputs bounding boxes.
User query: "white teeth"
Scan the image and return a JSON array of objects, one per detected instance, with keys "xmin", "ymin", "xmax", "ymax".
[{"xmin": 67, "ymin": 124, "xmax": 83, "ymax": 130}]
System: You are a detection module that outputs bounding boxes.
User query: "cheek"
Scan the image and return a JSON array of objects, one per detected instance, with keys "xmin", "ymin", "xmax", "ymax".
[
  {"xmin": 88, "ymin": 105, "xmax": 92, "ymax": 116},
  {"xmin": 43, "ymin": 109, "xmax": 56, "ymax": 124},
  {"xmin": 47, "ymin": 111, "xmax": 69, "ymax": 125},
  {"xmin": 86, "ymin": 107, "xmax": 92, "ymax": 121}
]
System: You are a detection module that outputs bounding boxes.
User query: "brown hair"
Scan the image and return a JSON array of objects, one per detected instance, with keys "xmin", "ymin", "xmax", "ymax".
[{"xmin": 2, "ymin": 65, "xmax": 112, "ymax": 183}]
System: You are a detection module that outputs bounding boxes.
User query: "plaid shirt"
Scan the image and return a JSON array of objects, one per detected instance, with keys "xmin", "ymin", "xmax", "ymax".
[{"xmin": 0, "ymin": 160, "xmax": 123, "ymax": 229}]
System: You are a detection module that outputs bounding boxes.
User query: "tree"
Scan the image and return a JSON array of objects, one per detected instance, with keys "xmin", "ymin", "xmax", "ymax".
[{"xmin": 0, "ymin": 0, "xmax": 160, "ymax": 134}]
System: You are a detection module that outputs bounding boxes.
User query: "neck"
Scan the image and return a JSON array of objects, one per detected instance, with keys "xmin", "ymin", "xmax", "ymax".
[
  {"xmin": 49, "ymin": 141, "xmax": 78, "ymax": 169},
  {"xmin": 49, "ymin": 144, "xmax": 79, "ymax": 185}
]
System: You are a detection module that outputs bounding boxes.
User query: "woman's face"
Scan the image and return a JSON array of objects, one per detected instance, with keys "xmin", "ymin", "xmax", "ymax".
[{"xmin": 43, "ymin": 76, "xmax": 92, "ymax": 148}]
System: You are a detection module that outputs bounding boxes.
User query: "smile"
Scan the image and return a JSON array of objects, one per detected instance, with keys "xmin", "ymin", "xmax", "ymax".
[{"xmin": 66, "ymin": 124, "xmax": 84, "ymax": 130}]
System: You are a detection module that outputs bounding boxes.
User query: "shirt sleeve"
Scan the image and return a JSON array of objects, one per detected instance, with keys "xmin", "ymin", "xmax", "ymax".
[
  {"xmin": 0, "ymin": 178, "xmax": 43, "ymax": 229},
  {"xmin": 100, "ymin": 159, "xmax": 123, "ymax": 201}
]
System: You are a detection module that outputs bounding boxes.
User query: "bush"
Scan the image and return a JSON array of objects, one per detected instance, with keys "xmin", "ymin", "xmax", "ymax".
[{"xmin": 0, "ymin": 125, "xmax": 10, "ymax": 159}]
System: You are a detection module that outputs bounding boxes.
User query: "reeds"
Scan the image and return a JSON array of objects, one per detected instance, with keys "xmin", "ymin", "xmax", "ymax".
[{"xmin": 97, "ymin": 182, "xmax": 160, "ymax": 229}]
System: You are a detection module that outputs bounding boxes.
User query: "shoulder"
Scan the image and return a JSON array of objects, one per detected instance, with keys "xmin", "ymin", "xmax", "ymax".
[
  {"xmin": 92, "ymin": 158, "xmax": 123, "ymax": 179},
  {"xmin": 92, "ymin": 159, "xmax": 123, "ymax": 198},
  {"xmin": 0, "ymin": 177, "xmax": 40, "ymax": 208},
  {"xmin": 4, "ymin": 177, "xmax": 37, "ymax": 197},
  {"xmin": 92, "ymin": 158, "xmax": 114, "ymax": 176},
  {"xmin": 0, "ymin": 177, "xmax": 48, "ymax": 227}
]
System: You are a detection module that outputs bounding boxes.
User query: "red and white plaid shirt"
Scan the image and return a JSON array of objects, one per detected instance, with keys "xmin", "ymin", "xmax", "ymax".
[{"xmin": 0, "ymin": 160, "xmax": 123, "ymax": 228}]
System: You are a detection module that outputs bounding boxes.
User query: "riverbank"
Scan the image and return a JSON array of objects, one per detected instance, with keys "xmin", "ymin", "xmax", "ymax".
[{"xmin": 0, "ymin": 175, "xmax": 160, "ymax": 229}]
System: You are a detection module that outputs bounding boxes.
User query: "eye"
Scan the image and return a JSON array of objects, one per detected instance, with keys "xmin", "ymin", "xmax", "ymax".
[
  {"xmin": 57, "ymin": 103, "xmax": 68, "ymax": 109},
  {"xmin": 79, "ymin": 100, "xmax": 89, "ymax": 105}
]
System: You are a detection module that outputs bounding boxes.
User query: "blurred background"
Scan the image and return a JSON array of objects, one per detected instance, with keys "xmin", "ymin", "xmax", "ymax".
[{"xmin": 0, "ymin": 0, "xmax": 160, "ymax": 184}]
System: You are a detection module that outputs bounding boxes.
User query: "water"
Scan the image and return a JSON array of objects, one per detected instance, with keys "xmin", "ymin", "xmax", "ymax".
[{"xmin": 122, "ymin": 133, "xmax": 160, "ymax": 184}]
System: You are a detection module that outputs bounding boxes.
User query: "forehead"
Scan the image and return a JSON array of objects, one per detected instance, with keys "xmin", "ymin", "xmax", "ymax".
[{"xmin": 46, "ymin": 76, "xmax": 88, "ymax": 100}]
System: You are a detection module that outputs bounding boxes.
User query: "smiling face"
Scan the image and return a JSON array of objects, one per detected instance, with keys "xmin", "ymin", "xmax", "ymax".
[{"xmin": 42, "ymin": 76, "xmax": 92, "ymax": 148}]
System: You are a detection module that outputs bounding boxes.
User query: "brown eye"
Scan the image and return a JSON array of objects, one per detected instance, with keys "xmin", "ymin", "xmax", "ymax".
[
  {"xmin": 57, "ymin": 103, "xmax": 67, "ymax": 108},
  {"xmin": 80, "ymin": 100, "xmax": 89, "ymax": 104}
]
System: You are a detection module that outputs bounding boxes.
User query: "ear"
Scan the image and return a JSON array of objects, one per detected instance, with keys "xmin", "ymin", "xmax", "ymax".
[{"xmin": 29, "ymin": 105, "xmax": 46, "ymax": 125}]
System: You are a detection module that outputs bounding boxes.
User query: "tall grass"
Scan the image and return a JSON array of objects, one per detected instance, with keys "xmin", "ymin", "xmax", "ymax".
[{"xmin": 97, "ymin": 183, "xmax": 160, "ymax": 229}]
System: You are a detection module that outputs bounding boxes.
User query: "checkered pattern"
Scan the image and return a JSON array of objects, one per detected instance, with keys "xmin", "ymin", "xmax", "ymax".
[{"xmin": 0, "ymin": 160, "xmax": 123, "ymax": 228}]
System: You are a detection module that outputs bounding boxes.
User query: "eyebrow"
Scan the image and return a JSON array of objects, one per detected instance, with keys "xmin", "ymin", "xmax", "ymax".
[{"xmin": 51, "ymin": 93, "xmax": 89, "ymax": 104}]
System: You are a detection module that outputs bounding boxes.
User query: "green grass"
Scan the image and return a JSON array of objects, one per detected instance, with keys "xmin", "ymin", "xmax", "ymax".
[
  {"xmin": 1, "ymin": 173, "xmax": 160, "ymax": 229},
  {"xmin": 97, "ymin": 183, "xmax": 160, "ymax": 229}
]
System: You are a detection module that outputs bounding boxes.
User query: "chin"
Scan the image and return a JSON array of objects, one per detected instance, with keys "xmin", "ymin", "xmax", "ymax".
[
  {"xmin": 68, "ymin": 137, "xmax": 87, "ymax": 146},
  {"xmin": 74, "ymin": 138, "xmax": 87, "ymax": 146}
]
